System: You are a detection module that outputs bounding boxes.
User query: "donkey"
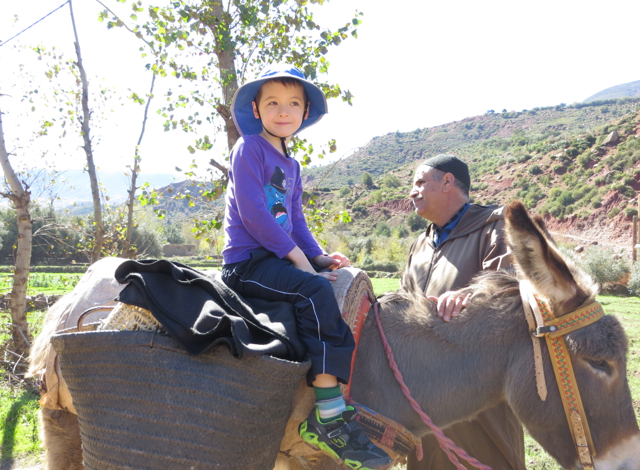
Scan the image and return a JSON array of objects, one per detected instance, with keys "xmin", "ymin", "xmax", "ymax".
[
  {"xmin": 279, "ymin": 201, "xmax": 639, "ymax": 469},
  {"xmin": 30, "ymin": 201, "xmax": 639, "ymax": 470}
]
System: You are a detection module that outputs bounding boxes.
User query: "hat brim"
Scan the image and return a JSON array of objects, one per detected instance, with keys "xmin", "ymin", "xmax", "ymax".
[{"xmin": 231, "ymin": 72, "xmax": 328, "ymax": 137}]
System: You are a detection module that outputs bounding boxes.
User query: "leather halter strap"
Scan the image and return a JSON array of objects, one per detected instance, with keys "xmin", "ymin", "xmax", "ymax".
[
  {"xmin": 519, "ymin": 281, "xmax": 603, "ymax": 470},
  {"xmin": 519, "ymin": 281, "xmax": 548, "ymax": 400}
]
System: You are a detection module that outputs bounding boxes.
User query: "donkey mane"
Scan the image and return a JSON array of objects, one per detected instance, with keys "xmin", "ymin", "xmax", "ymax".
[{"xmin": 378, "ymin": 270, "xmax": 524, "ymax": 348}]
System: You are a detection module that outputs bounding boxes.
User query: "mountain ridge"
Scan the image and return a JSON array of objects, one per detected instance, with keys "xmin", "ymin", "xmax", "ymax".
[{"xmin": 584, "ymin": 79, "xmax": 640, "ymax": 102}]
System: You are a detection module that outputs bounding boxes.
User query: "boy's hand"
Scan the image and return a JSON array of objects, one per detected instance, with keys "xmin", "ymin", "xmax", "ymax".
[{"xmin": 313, "ymin": 252, "xmax": 351, "ymax": 271}]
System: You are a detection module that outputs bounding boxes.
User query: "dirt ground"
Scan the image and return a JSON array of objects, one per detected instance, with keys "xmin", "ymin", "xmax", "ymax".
[{"xmin": 0, "ymin": 457, "xmax": 41, "ymax": 470}]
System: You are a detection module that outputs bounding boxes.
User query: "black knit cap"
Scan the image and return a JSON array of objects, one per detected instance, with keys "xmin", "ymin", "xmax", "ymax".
[{"xmin": 422, "ymin": 154, "xmax": 470, "ymax": 190}]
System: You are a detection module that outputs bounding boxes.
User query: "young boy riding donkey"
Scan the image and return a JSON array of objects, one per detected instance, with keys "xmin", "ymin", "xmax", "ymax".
[{"xmin": 222, "ymin": 64, "xmax": 392, "ymax": 470}]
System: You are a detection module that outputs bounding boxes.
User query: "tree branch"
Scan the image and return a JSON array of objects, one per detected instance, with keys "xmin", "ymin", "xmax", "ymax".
[
  {"xmin": 209, "ymin": 158, "xmax": 228, "ymax": 179},
  {"xmin": 92, "ymin": 0, "xmax": 156, "ymax": 52}
]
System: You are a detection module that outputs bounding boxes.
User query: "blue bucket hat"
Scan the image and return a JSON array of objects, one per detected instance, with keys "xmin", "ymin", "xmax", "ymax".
[{"xmin": 231, "ymin": 64, "xmax": 328, "ymax": 137}]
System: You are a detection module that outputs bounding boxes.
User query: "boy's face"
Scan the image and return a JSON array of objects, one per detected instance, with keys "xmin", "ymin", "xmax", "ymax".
[{"xmin": 252, "ymin": 81, "xmax": 309, "ymax": 141}]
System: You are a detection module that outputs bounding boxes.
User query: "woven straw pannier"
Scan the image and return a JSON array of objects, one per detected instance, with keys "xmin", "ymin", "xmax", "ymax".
[{"xmin": 51, "ymin": 329, "xmax": 310, "ymax": 470}]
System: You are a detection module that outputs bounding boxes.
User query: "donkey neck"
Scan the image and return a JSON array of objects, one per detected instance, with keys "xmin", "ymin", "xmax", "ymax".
[{"xmin": 350, "ymin": 287, "xmax": 529, "ymax": 436}]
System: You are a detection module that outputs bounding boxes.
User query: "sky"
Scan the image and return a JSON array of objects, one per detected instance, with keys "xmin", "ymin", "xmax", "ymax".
[{"xmin": 1, "ymin": 0, "xmax": 639, "ymax": 178}]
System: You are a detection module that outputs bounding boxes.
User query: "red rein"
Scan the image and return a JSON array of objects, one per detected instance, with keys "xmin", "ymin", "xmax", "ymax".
[{"xmin": 373, "ymin": 302, "xmax": 493, "ymax": 470}]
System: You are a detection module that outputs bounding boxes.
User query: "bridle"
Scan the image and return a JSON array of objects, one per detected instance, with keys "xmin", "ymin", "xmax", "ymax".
[
  {"xmin": 519, "ymin": 280, "xmax": 604, "ymax": 470},
  {"xmin": 360, "ymin": 283, "xmax": 605, "ymax": 470}
]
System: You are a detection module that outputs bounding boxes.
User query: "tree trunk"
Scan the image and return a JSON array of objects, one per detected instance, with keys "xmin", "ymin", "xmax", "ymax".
[
  {"xmin": 207, "ymin": 0, "xmax": 241, "ymax": 153},
  {"xmin": 70, "ymin": 0, "xmax": 104, "ymax": 264},
  {"xmin": 122, "ymin": 73, "xmax": 156, "ymax": 259},
  {"xmin": 0, "ymin": 105, "xmax": 33, "ymax": 359}
]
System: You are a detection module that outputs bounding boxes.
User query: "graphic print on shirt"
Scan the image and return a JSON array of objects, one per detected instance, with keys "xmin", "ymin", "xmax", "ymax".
[{"xmin": 264, "ymin": 166, "xmax": 288, "ymax": 226}]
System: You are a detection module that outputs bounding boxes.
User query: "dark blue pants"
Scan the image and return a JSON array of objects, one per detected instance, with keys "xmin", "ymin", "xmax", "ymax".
[{"xmin": 222, "ymin": 250, "xmax": 354, "ymax": 386}]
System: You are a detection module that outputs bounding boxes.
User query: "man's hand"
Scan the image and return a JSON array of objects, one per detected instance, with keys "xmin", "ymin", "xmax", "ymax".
[{"xmin": 427, "ymin": 289, "xmax": 472, "ymax": 322}]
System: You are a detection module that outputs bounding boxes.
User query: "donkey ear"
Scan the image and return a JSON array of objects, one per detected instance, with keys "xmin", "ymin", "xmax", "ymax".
[
  {"xmin": 531, "ymin": 214, "xmax": 558, "ymax": 248},
  {"xmin": 504, "ymin": 201, "xmax": 583, "ymax": 306}
]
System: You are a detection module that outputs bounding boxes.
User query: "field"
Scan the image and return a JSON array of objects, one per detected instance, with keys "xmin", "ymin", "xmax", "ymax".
[
  {"xmin": 1, "ymin": 276, "xmax": 639, "ymax": 469},
  {"xmin": 0, "ymin": 273, "xmax": 82, "ymax": 296}
]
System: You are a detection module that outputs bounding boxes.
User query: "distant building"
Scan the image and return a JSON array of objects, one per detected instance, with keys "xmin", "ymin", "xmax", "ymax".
[{"xmin": 163, "ymin": 244, "xmax": 196, "ymax": 257}]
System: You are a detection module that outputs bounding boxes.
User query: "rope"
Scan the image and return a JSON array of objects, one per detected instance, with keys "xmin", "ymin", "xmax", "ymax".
[
  {"xmin": 0, "ymin": 1, "xmax": 70, "ymax": 48},
  {"xmin": 373, "ymin": 303, "xmax": 493, "ymax": 470}
]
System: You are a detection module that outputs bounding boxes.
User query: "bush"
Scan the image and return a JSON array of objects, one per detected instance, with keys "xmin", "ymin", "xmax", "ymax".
[
  {"xmin": 625, "ymin": 208, "xmax": 638, "ymax": 217},
  {"xmin": 580, "ymin": 246, "xmax": 630, "ymax": 287},
  {"xmin": 362, "ymin": 172, "xmax": 374, "ymax": 188},
  {"xmin": 374, "ymin": 221, "xmax": 391, "ymax": 237},
  {"xmin": 394, "ymin": 225, "xmax": 410, "ymax": 239},
  {"xmin": 565, "ymin": 147, "xmax": 579, "ymax": 157},
  {"xmin": 608, "ymin": 207, "xmax": 620, "ymax": 218},
  {"xmin": 628, "ymin": 262, "xmax": 640, "ymax": 296},
  {"xmin": 407, "ymin": 212, "xmax": 428, "ymax": 232},
  {"xmin": 552, "ymin": 164, "xmax": 565, "ymax": 173},
  {"xmin": 557, "ymin": 191, "xmax": 574, "ymax": 206},
  {"xmin": 339, "ymin": 186, "xmax": 351, "ymax": 197},
  {"xmin": 382, "ymin": 173, "xmax": 402, "ymax": 188},
  {"xmin": 549, "ymin": 187, "xmax": 562, "ymax": 199},
  {"xmin": 352, "ymin": 205, "xmax": 368, "ymax": 218},
  {"xmin": 529, "ymin": 165, "xmax": 543, "ymax": 175},
  {"xmin": 361, "ymin": 260, "xmax": 399, "ymax": 273}
]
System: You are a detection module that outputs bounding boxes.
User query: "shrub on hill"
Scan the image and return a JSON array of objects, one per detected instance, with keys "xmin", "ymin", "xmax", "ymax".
[
  {"xmin": 375, "ymin": 222, "xmax": 391, "ymax": 237},
  {"xmin": 628, "ymin": 262, "xmax": 640, "ymax": 296},
  {"xmin": 339, "ymin": 186, "xmax": 351, "ymax": 197},
  {"xmin": 580, "ymin": 246, "xmax": 630, "ymax": 288},
  {"xmin": 407, "ymin": 212, "xmax": 428, "ymax": 232},
  {"xmin": 394, "ymin": 225, "xmax": 410, "ymax": 238},
  {"xmin": 529, "ymin": 165, "xmax": 543, "ymax": 175},
  {"xmin": 381, "ymin": 173, "xmax": 402, "ymax": 188}
]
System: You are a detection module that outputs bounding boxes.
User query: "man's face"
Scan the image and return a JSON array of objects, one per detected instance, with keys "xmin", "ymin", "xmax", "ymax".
[{"xmin": 409, "ymin": 165, "xmax": 445, "ymax": 220}]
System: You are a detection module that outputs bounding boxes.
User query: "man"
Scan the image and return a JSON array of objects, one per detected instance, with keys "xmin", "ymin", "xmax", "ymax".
[{"xmin": 403, "ymin": 154, "xmax": 526, "ymax": 470}]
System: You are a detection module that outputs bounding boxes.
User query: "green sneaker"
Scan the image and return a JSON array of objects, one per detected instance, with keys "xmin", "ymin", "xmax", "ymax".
[{"xmin": 299, "ymin": 406, "xmax": 392, "ymax": 470}]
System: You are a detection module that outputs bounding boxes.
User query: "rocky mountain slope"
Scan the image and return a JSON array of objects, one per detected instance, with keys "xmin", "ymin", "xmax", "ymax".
[{"xmin": 305, "ymin": 100, "xmax": 640, "ymax": 255}]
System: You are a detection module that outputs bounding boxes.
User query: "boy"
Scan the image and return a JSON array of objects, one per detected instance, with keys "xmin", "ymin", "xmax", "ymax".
[{"xmin": 221, "ymin": 64, "xmax": 391, "ymax": 470}]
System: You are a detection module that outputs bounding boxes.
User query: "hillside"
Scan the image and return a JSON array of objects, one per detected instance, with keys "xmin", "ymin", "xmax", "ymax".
[
  {"xmin": 302, "ymin": 97, "xmax": 640, "ymax": 190},
  {"xmin": 304, "ymin": 101, "xmax": 640, "ymax": 256},
  {"xmin": 584, "ymin": 80, "xmax": 640, "ymax": 102}
]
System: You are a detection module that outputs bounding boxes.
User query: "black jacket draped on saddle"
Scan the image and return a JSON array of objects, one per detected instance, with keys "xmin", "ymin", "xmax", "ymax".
[{"xmin": 114, "ymin": 259, "xmax": 305, "ymax": 361}]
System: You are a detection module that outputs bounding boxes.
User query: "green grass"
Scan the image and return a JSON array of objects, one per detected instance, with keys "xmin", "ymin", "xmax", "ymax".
[
  {"xmin": 0, "ymin": 273, "xmax": 82, "ymax": 296},
  {"xmin": 371, "ymin": 277, "xmax": 401, "ymax": 296},
  {"xmin": 0, "ymin": 382, "xmax": 42, "ymax": 466}
]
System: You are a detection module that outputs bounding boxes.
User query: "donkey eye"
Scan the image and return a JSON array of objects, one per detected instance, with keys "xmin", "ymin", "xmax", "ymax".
[{"xmin": 587, "ymin": 359, "xmax": 611, "ymax": 374}]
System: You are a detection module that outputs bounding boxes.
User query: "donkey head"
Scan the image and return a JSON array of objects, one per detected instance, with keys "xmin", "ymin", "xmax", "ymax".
[
  {"xmin": 504, "ymin": 201, "xmax": 639, "ymax": 469},
  {"xmin": 504, "ymin": 200, "xmax": 598, "ymax": 315}
]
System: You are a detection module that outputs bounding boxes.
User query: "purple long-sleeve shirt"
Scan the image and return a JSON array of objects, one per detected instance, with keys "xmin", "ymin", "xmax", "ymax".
[{"xmin": 222, "ymin": 135, "xmax": 324, "ymax": 265}]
